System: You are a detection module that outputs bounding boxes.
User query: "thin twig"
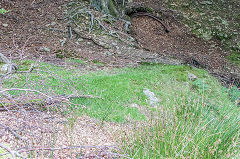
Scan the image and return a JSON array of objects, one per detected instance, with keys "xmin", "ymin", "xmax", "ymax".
[
  {"xmin": 0, "ymin": 88, "xmax": 54, "ymax": 99},
  {"xmin": 18, "ymin": 145, "xmax": 117, "ymax": 153},
  {"xmin": 65, "ymin": 94, "xmax": 104, "ymax": 100}
]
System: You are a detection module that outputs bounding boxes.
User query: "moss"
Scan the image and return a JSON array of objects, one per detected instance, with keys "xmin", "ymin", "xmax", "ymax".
[{"xmin": 227, "ymin": 51, "xmax": 240, "ymax": 66}]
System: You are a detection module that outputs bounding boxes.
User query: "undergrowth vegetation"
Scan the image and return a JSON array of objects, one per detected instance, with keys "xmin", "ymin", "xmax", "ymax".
[
  {"xmin": 0, "ymin": 8, "xmax": 8, "ymax": 14},
  {"xmin": 2, "ymin": 59, "xmax": 240, "ymax": 158},
  {"xmin": 122, "ymin": 98, "xmax": 240, "ymax": 158}
]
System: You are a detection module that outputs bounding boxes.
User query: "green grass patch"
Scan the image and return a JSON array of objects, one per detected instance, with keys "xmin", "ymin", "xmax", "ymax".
[{"xmin": 2, "ymin": 60, "xmax": 238, "ymax": 123}]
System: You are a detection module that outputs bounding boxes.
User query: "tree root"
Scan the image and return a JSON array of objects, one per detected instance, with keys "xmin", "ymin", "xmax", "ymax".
[
  {"xmin": 131, "ymin": 12, "xmax": 170, "ymax": 33},
  {"xmin": 66, "ymin": 4, "xmax": 136, "ymax": 48}
]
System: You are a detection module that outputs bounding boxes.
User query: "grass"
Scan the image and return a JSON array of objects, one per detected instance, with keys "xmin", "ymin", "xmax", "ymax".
[
  {"xmin": 3, "ymin": 60, "xmax": 239, "ymax": 122},
  {"xmin": 2, "ymin": 59, "xmax": 240, "ymax": 158},
  {"xmin": 121, "ymin": 98, "xmax": 240, "ymax": 158}
]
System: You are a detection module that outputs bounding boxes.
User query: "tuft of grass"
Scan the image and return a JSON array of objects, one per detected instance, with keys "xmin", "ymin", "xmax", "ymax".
[
  {"xmin": 92, "ymin": 60, "xmax": 105, "ymax": 66},
  {"xmin": 121, "ymin": 96, "xmax": 240, "ymax": 158},
  {"xmin": 66, "ymin": 58, "xmax": 87, "ymax": 65},
  {"xmin": 0, "ymin": 8, "xmax": 8, "ymax": 14}
]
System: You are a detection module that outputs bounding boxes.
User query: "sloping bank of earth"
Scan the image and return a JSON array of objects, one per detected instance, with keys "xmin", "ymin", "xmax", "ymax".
[{"xmin": 129, "ymin": 0, "xmax": 240, "ymax": 88}]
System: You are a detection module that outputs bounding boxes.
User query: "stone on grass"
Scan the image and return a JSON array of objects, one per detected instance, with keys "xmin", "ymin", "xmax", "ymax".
[
  {"xmin": 188, "ymin": 73, "xmax": 197, "ymax": 81},
  {"xmin": 40, "ymin": 47, "xmax": 51, "ymax": 52},
  {"xmin": 143, "ymin": 88, "xmax": 160, "ymax": 107}
]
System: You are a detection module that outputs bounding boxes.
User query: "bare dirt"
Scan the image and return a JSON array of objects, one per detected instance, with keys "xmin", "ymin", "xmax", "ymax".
[
  {"xmin": 0, "ymin": 111, "xmax": 127, "ymax": 158},
  {"xmin": 0, "ymin": 0, "xmax": 239, "ymax": 158}
]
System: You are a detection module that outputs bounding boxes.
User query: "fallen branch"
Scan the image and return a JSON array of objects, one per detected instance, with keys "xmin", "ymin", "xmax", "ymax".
[
  {"xmin": 0, "ymin": 63, "xmax": 35, "ymax": 79},
  {"xmin": 63, "ymin": 94, "xmax": 104, "ymax": 100},
  {"xmin": 0, "ymin": 53, "xmax": 18, "ymax": 75},
  {"xmin": 0, "ymin": 88, "xmax": 103, "ymax": 100},
  {"xmin": 0, "ymin": 88, "xmax": 54, "ymax": 100},
  {"xmin": 0, "ymin": 88, "xmax": 104, "ymax": 111},
  {"xmin": 18, "ymin": 145, "xmax": 117, "ymax": 153}
]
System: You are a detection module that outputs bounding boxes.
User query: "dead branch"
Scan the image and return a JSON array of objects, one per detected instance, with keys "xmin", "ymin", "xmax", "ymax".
[
  {"xmin": 18, "ymin": 145, "xmax": 117, "ymax": 153},
  {"xmin": 13, "ymin": 145, "xmax": 124, "ymax": 159},
  {"xmin": 0, "ymin": 88, "xmax": 54, "ymax": 99},
  {"xmin": 63, "ymin": 94, "xmax": 104, "ymax": 100},
  {"xmin": 12, "ymin": 35, "xmax": 33, "ymax": 61},
  {"xmin": 0, "ymin": 88, "xmax": 103, "ymax": 100},
  {"xmin": 0, "ymin": 53, "xmax": 18, "ymax": 75},
  {"xmin": 0, "ymin": 88, "xmax": 103, "ymax": 111}
]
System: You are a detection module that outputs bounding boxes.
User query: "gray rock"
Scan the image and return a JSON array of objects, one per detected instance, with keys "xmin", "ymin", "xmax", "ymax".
[
  {"xmin": 51, "ymin": 22, "xmax": 56, "ymax": 26},
  {"xmin": 40, "ymin": 47, "xmax": 51, "ymax": 52},
  {"xmin": 188, "ymin": 73, "xmax": 197, "ymax": 81},
  {"xmin": 104, "ymin": 51, "xmax": 113, "ymax": 56},
  {"xmin": 1, "ymin": 64, "xmax": 8, "ymax": 73},
  {"xmin": 2, "ymin": 23, "xmax": 8, "ymax": 27},
  {"xmin": 143, "ymin": 88, "xmax": 160, "ymax": 107},
  {"xmin": 1, "ymin": 63, "xmax": 18, "ymax": 73}
]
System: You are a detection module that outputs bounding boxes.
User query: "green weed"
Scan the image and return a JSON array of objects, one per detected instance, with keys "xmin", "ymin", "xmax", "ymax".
[{"xmin": 0, "ymin": 8, "xmax": 8, "ymax": 14}]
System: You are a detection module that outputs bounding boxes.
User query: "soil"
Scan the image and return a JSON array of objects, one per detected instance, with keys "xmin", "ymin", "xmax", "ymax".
[
  {"xmin": 0, "ymin": 0, "xmax": 239, "ymax": 157},
  {"xmin": 128, "ymin": 0, "xmax": 240, "ymax": 88}
]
